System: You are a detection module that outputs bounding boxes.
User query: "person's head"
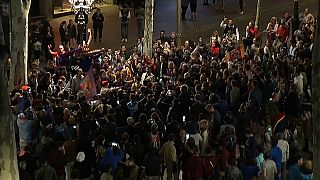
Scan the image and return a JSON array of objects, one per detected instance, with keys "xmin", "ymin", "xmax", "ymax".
[
  {"xmin": 253, "ymin": 38, "xmax": 258, "ymax": 45},
  {"xmin": 69, "ymin": 19, "xmax": 73, "ymax": 24},
  {"xmin": 182, "ymin": 41, "xmax": 189, "ymax": 49},
  {"xmin": 126, "ymin": 157, "xmax": 135, "ymax": 166},
  {"xmin": 270, "ymin": 17, "xmax": 277, "ymax": 24},
  {"xmin": 96, "ymin": 8, "xmax": 101, "ymax": 13},
  {"xmin": 121, "ymin": 45, "xmax": 127, "ymax": 52},
  {"xmin": 228, "ymin": 19, "xmax": 233, "ymax": 25},
  {"xmin": 248, "ymin": 21, "xmax": 254, "ymax": 27},
  {"xmin": 122, "ymin": 132, "xmax": 130, "ymax": 141},
  {"xmin": 171, "ymin": 32, "xmax": 176, "ymax": 38},
  {"xmin": 301, "ymin": 160, "xmax": 313, "ymax": 172},
  {"xmin": 61, "ymin": 21, "xmax": 67, "ymax": 26},
  {"xmin": 245, "ymin": 127, "xmax": 253, "ymax": 137},
  {"xmin": 194, "ymin": 93, "xmax": 201, "ymax": 101},
  {"xmin": 264, "ymin": 151, "xmax": 271, "ymax": 160},
  {"xmin": 160, "ymin": 30, "xmax": 166, "ymax": 37},
  {"xmin": 283, "ymin": 12, "xmax": 289, "ymax": 19},
  {"xmin": 205, "ymin": 104, "xmax": 214, "ymax": 113},
  {"xmin": 76, "ymin": 152, "xmax": 86, "ymax": 162},
  {"xmin": 292, "ymin": 155, "xmax": 304, "ymax": 165},
  {"xmin": 127, "ymin": 117, "xmax": 134, "ymax": 125},
  {"xmin": 179, "ymin": 128, "xmax": 186, "ymax": 138},
  {"xmin": 59, "ymin": 45, "xmax": 65, "ymax": 52}
]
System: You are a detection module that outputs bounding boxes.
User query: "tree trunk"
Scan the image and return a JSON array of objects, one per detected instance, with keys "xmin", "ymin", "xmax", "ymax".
[
  {"xmin": 8, "ymin": 0, "xmax": 31, "ymax": 92},
  {"xmin": 292, "ymin": 0, "xmax": 299, "ymax": 36},
  {"xmin": 0, "ymin": 15, "xmax": 4, "ymax": 45},
  {"xmin": 0, "ymin": 45, "xmax": 19, "ymax": 180},
  {"xmin": 143, "ymin": 0, "xmax": 154, "ymax": 57},
  {"xmin": 176, "ymin": 0, "xmax": 181, "ymax": 46},
  {"xmin": 312, "ymin": 0, "xmax": 320, "ymax": 178},
  {"xmin": 254, "ymin": 0, "xmax": 261, "ymax": 27}
]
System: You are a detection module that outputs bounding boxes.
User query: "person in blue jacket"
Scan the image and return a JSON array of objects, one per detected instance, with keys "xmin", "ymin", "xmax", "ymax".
[
  {"xmin": 270, "ymin": 137, "xmax": 282, "ymax": 180},
  {"xmin": 288, "ymin": 155, "xmax": 303, "ymax": 180},
  {"xmin": 99, "ymin": 145, "xmax": 124, "ymax": 174}
]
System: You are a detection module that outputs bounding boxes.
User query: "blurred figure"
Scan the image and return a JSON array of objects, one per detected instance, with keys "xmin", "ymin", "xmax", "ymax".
[
  {"xmin": 92, "ymin": 8, "xmax": 104, "ymax": 43},
  {"xmin": 119, "ymin": 5, "xmax": 131, "ymax": 42}
]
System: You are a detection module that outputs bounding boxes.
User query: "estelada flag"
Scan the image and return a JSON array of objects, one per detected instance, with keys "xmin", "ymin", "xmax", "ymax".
[
  {"xmin": 80, "ymin": 65, "xmax": 97, "ymax": 101},
  {"xmin": 237, "ymin": 41, "xmax": 245, "ymax": 59}
]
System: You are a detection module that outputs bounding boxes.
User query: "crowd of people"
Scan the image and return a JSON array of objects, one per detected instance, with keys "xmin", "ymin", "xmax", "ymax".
[{"xmin": 13, "ymin": 3, "xmax": 316, "ymax": 180}]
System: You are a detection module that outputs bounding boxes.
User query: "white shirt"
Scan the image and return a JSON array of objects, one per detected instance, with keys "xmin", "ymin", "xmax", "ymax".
[
  {"xmin": 289, "ymin": 46, "xmax": 297, "ymax": 57},
  {"xmin": 190, "ymin": 133, "xmax": 203, "ymax": 147},
  {"xmin": 294, "ymin": 74, "xmax": 304, "ymax": 95},
  {"xmin": 277, "ymin": 139, "xmax": 289, "ymax": 163}
]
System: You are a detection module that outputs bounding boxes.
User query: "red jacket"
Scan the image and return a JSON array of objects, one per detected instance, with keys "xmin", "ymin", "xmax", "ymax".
[
  {"xmin": 277, "ymin": 26, "xmax": 289, "ymax": 43},
  {"xmin": 185, "ymin": 155, "xmax": 206, "ymax": 180},
  {"xmin": 211, "ymin": 46, "xmax": 220, "ymax": 58}
]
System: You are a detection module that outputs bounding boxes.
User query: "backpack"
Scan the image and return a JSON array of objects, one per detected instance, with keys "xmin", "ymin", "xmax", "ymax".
[{"xmin": 225, "ymin": 133, "xmax": 236, "ymax": 152}]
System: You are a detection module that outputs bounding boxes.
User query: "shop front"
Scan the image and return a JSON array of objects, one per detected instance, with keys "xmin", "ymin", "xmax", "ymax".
[{"xmin": 53, "ymin": 0, "xmax": 73, "ymax": 17}]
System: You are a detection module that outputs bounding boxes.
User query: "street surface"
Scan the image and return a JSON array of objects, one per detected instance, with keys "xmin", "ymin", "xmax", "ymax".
[{"xmin": 50, "ymin": 0, "xmax": 317, "ymax": 50}]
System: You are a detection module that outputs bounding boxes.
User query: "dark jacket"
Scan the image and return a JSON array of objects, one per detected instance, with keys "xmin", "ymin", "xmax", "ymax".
[
  {"xmin": 67, "ymin": 23, "xmax": 77, "ymax": 38},
  {"xmin": 92, "ymin": 12, "xmax": 104, "ymax": 28},
  {"xmin": 185, "ymin": 155, "xmax": 206, "ymax": 180},
  {"xmin": 35, "ymin": 164, "xmax": 58, "ymax": 180},
  {"xmin": 59, "ymin": 25, "xmax": 69, "ymax": 41},
  {"xmin": 73, "ymin": 159, "xmax": 92, "ymax": 179},
  {"xmin": 143, "ymin": 152, "xmax": 161, "ymax": 176},
  {"xmin": 47, "ymin": 149, "xmax": 67, "ymax": 176}
]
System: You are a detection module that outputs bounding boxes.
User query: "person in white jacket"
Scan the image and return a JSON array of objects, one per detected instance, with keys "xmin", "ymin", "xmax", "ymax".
[{"xmin": 293, "ymin": 70, "xmax": 304, "ymax": 97}]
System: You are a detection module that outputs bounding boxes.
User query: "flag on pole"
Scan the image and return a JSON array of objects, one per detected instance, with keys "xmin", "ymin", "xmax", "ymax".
[{"xmin": 80, "ymin": 65, "xmax": 97, "ymax": 101}]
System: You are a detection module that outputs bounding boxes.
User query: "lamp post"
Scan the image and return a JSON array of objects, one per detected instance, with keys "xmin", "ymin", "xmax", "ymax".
[{"xmin": 176, "ymin": 0, "xmax": 181, "ymax": 46}]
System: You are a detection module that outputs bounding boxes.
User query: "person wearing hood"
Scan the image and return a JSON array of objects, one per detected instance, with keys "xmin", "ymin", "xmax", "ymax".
[
  {"xmin": 299, "ymin": 160, "xmax": 313, "ymax": 180},
  {"xmin": 72, "ymin": 152, "xmax": 92, "ymax": 180}
]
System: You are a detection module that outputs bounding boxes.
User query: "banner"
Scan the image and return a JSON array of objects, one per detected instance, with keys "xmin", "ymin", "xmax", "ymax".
[{"xmin": 80, "ymin": 65, "xmax": 97, "ymax": 101}]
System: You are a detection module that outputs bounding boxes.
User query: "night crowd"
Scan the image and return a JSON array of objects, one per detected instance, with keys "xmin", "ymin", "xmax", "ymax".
[{"xmin": 13, "ymin": 5, "xmax": 316, "ymax": 180}]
